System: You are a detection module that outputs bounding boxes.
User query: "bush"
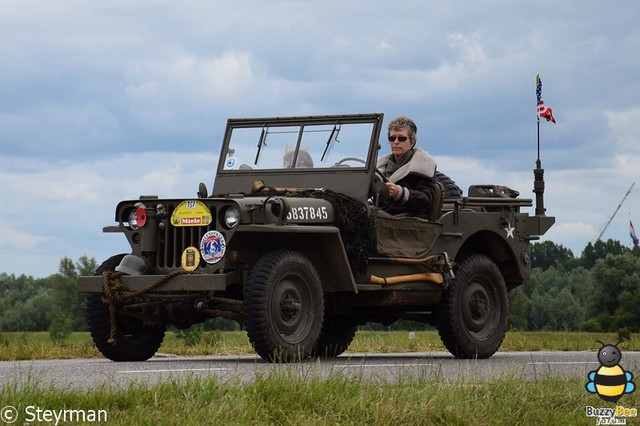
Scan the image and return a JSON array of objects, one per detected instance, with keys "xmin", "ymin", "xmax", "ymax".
[
  {"xmin": 618, "ymin": 327, "xmax": 631, "ymax": 343},
  {"xmin": 175, "ymin": 324, "xmax": 204, "ymax": 347},
  {"xmin": 580, "ymin": 318, "xmax": 602, "ymax": 332},
  {"xmin": 48, "ymin": 313, "xmax": 73, "ymax": 344}
]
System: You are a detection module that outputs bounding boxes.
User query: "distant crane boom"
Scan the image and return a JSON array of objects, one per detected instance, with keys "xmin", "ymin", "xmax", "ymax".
[{"xmin": 593, "ymin": 182, "xmax": 635, "ymax": 243}]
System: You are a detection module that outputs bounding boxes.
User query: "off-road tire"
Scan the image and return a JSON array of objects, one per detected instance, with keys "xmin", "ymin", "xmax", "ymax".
[
  {"xmin": 436, "ymin": 253, "xmax": 508, "ymax": 359},
  {"xmin": 86, "ymin": 254, "xmax": 166, "ymax": 362},
  {"xmin": 312, "ymin": 319, "xmax": 357, "ymax": 358},
  {"xmin": 244, "ymin": 250, "xmax": 324, "ymax": 362}
]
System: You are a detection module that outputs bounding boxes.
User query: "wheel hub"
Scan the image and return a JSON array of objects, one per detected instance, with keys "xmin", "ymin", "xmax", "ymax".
[
  {"xmin": 280, "ymin": 296, "xmax": 302, "ymax": 321},
  {"xmin": 469, "ymin": 292, "xmax": 488, "ymax": 319},
  {"xmin": 462, "ymin": 282, "xmax": 495, "ymax": 335}
]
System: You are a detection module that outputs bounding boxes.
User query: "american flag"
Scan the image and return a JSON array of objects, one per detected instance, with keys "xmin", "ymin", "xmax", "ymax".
[
  {"xmin": 536, "ymin": 75, "xmax": 556, "ymax": 123},
  {"xmin": 631, "ymin": 220, "xmax": 639, "ymax": 247}
]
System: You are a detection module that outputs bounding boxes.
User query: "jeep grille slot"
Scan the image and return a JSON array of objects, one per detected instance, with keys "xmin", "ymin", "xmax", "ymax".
[{"xmin": 156, "ymin": 203, "xmax": 217, "ymax": 269}]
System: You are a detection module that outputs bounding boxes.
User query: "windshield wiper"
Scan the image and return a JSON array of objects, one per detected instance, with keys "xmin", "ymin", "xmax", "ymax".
[
  {"xmin": 254, "ymin": 126, "xmax": 267, "ymax": 165},
  {"xmin": 320, "ymin": 123, "xmax": 341, "ymax": 162}
]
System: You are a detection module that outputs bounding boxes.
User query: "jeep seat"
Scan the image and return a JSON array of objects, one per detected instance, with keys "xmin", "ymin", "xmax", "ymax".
[{"xmin": 427, "ymin": 181, "xmax": 444, "ymax": 222}]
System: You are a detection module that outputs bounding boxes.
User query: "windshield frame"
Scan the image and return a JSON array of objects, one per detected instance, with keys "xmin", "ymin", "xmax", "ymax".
[{"xmin": 213, "ymin": 113, "xmax": 384, "ymax": 202}]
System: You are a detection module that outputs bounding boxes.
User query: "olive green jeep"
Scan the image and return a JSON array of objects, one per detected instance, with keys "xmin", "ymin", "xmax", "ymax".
[{"xmin": 78, "ymin": 113, "xmax": 554, "ymax": 362}]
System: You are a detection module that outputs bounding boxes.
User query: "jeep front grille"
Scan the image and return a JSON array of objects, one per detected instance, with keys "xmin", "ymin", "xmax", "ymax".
[{"xmin": 156, "ymin": 204, "xmax": 217, "ymax": 269}]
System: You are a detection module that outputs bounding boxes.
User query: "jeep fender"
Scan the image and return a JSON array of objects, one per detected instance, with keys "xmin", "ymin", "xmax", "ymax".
[{"xmin": 233, "ymin": 225, "xmax": 357, "ymax": 293}]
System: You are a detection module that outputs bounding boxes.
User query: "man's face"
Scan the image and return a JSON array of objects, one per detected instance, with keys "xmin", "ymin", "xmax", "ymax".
[{"xmin": 388, "ymin": 128, "xmax": 412, "ymax": 161}]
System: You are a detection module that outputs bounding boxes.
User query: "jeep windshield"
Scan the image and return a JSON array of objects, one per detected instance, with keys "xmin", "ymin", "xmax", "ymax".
[{"xmin": 213, "ymin": 114, "xmax": 384, "ymax": 201}]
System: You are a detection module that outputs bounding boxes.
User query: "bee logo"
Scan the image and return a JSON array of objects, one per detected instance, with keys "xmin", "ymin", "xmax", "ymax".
[{"xmin": 586, "ymin": 340, "xmax": 635, "ymax": 403}]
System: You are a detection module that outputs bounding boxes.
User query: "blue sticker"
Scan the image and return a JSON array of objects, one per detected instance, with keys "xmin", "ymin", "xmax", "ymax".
[
  {"xmin": 200, "ymin": 230, "xmax": 226, "ymax": 264},
  {"xmin": 226, "ymin": 157, "xmax": 237, "ymax": 168}
]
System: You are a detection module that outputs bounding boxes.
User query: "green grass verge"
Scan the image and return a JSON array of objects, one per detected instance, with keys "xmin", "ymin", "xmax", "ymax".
[
  {"xmin": 0, "ymin": 331, "xmax": 633, "ymax": 425},
  {"xmin": 0, "ymin": 330, "xmax": 636, "ymax": 361},
  {"xmin": 0, "ymin": 372, "xmax": 604, "ymax": 425}
]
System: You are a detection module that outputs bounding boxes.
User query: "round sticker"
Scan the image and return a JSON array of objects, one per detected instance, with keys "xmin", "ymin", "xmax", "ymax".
[
  {"xmin": 181, "ymin": 246, "xmax": 201, "ymax": 271},
  {"xmin": 171, "ymin": 200, "xmax": 212, "ymax": 227},
  {"xmin": 225, "ymin": 157, "xmax": 237, "ymax": 169},
  {"xmin": 200, "ymin": 230, "xmax": 226, "ymax": 264}
]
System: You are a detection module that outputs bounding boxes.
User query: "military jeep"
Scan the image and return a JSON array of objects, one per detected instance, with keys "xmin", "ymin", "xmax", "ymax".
[{"xmin": 78, "ymin": 113, "xmax": 554, "ymax": 362}]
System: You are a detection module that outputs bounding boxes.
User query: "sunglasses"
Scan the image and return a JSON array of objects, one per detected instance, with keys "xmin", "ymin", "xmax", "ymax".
[{"xmin": 388, "ymin": 135, "xmax": 409, "ymax": 142}]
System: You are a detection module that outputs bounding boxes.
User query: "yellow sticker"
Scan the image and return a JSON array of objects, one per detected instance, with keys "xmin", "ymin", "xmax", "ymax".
[
  {"xmin": 171, "ymin": 200, "xmax": 212, "ymax": 227},
  {"xmin": 181, "ymin": 246, "xmax": 201, "ymax": 271}
]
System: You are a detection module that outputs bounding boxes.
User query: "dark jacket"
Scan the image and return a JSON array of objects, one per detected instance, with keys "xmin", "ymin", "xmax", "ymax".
[{"xmin": 376, "ymin": 147, "xmax": 437, "ymax": 217}]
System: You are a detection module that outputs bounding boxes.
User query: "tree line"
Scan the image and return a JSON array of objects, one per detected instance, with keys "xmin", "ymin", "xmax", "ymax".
[
  {"xmin": 509, "ymin": 239, "xmax": 640, "ymax": 333},
  {"xmin": 0, "ymin": 239, "xmax": 638, "ymax": 337}
]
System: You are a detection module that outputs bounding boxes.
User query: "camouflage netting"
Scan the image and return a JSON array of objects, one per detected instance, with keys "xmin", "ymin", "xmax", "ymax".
[{"xmin": 250, "ymin": 188, "xmax": 374, "ymax": 274}]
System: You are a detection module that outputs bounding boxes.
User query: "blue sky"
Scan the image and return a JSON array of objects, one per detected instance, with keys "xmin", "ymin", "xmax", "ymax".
[{"xmin": 1, "ymin": 1, "xmax": 639, "ymax": 277}]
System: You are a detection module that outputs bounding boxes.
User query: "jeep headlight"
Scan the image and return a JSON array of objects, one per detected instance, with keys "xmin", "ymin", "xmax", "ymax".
[
  {"xmin": 127, "ymin": 209, "xmax": 139, "ymax": 230},
  {"xmin": 221, "ymin": 206, "xmax": 240, "ymax": 229},
  {"xmin": 125, "ymin": 202, "xmax": 147, "ymax": 230}
]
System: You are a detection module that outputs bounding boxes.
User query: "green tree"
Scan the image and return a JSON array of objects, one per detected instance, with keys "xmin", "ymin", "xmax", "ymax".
[
  {"xmin": 586, "ymin": 252, "xmax": 640, "ymax": 331},
  {"xmin": 580, "ymin": 239, "xmax": 629, "ymax": 269},
  {"xmin": 531, "ymin": 241, "xmax": 577, "ymax": 271},
  {"xmin": 524, "ymin": 267, "xmax": 592, "ymax": 331},
  {"xmin": 0, "ymin": 274, "xmax": 51, "ymax": 331},
  {"xmin": 611, "ymin": 291, "xmax": 640, "ymax": 332},
  {"xmin": 507, "ymin": 287, "xmax": 528, "ymax": 330},
  {"xmin": 50, "ymin": 256, "xmax": 97, "ymax": 330},
  {"xmin": 0, "ymin": 256, "xmax": 97, "ymax": 332}
]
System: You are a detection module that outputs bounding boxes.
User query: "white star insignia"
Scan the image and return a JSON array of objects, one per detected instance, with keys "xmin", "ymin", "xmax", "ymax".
[{"xmin": 505, "ymin": 223, "xmax": 515, "ymax": 238}]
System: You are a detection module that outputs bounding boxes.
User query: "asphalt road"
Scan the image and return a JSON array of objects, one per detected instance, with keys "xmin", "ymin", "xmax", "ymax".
[{"xmin": 3, "ymin": 351, "xmax": 639, "ymax": 390}]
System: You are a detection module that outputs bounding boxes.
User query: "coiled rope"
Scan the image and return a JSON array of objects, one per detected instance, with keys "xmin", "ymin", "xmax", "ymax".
[{"xmin": 101, "ymin": 269, "xmax": 199, "ymax": 345}]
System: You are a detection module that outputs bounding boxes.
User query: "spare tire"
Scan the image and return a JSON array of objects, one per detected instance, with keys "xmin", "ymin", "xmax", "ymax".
[{"xmin": 435, "ymin": 171, "xmax": 463, "ymax": 199}]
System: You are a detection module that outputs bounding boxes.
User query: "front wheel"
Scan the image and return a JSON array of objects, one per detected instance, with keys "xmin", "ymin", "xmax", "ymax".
[
  {"xmin": 244, "ymin": 250, "xmax": 324, "ymax": 362},
  {"xmin": 436, "ymin": 254, "xmax": 508, "ymax": 359},
  {"xmin": 312, "ymin": 318, "xmax": 357, "ymax": 358},
  {"xmin": 86, "ymin": 254, "xmax": 166, "ymax": 362}
]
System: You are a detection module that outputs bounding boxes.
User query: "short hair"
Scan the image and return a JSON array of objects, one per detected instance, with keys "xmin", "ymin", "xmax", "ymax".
[
  {"xmin": 388, "ymin": 116, "xmax": 417, "ymax": 146},
  {"xmin": 283, "ymin": 147, "xmax": 314, "ymax": 168}
]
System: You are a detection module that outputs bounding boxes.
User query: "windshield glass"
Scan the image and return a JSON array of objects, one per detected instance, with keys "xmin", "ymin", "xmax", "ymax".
[{"xmin": 222, "ymin": 121, "xmax": 374, "ymax": 171}]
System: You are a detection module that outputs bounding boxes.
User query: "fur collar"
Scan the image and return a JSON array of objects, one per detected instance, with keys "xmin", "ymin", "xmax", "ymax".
[{"xmin": 376, "ymin": 147, "xmax": 436, "ymax": 182}]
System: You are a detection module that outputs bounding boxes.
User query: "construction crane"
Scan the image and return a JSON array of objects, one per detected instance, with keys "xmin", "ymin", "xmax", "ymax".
[{"xmin": 592, "ymin": 182, "xmax": 635, "ymax": 243}]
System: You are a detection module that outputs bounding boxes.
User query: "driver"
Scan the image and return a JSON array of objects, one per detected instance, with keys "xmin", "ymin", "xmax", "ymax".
[{"xmin": 376, "ymin": 116, "xmax": 437, "ymax": 217}]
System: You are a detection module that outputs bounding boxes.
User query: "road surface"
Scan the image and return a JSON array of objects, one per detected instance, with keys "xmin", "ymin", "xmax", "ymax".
[{"xmin": 3, "ymin": 351, "xmax": 639, "ymax": 390}]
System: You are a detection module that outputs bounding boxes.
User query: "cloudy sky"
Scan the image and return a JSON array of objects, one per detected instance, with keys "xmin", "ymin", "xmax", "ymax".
[{"xmin": 1, "ymin": 1, "xmax": 638, "ymax": 277}]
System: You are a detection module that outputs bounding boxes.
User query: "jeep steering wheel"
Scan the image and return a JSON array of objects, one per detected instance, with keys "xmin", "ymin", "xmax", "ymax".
[
  {"xmin": 334, "ymin": 157, "xmax": 366, "ymax": 167},
  {"xmin": 374, "ymin": 169, "xmax": 389, "ymax": 183}
]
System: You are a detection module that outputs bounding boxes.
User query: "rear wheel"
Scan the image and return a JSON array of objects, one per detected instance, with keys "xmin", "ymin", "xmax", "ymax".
[
  {"xmin": 244, "ymin": 250, "xmax": 324, "ymax": 362},
  {"xmin": 86, "ymin": 254, "xmax": 166, "ymax": 362},
  {"xmin": 436, "ymin": 254, "xmax": 508, "ymax": 359}
]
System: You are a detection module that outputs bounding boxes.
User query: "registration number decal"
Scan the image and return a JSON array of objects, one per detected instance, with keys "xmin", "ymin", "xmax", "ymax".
[{"xmin": 286, "ymin": 206, "xmax": 329, "ymax": 221}]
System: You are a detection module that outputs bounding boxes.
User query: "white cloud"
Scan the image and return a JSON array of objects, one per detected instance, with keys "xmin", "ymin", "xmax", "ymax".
[
  {"xmin": 447, "ymin": 33, "xmax": 488, "ymax": 65},
  {"xmin": 0, "ymin": 222, "xmax": 48, "ymax": 250},
  {"xmin": 605, "ymin": 106, "xmax": 640, "ymax": 153},
  {"xmin": 2, "ymin": 0, "xmax": 640, "ymax": 276}
]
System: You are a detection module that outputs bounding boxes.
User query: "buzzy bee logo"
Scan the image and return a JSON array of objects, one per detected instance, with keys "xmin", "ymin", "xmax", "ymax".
[{"xmin": 585, "ymin": 340, "xmax": 637, "ymax": 424}]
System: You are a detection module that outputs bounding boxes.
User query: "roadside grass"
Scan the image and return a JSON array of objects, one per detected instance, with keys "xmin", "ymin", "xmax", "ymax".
[
  {"xmin": 0, "ymin": 371, "xmax": 599, "ymax": 425},
  {"xmin": 0, "ymin": 331, "xmax": 633, "ymax": 425},
  {"xmin": 0, "ymin": 330, "xmax": 636, "ymax": 361}
]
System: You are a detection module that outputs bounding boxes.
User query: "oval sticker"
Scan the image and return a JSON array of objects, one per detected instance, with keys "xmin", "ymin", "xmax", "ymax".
[
  {"xmin": 171, "ymin": 200, "xmax": 212, "ymax": 227},
  {"xmin": 200, "ymin": 230, "xmax": 226, "ymax": 264},
  {"xmin": 181, "ymin": 246, "xmax": 201, "ymax": 271}
]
